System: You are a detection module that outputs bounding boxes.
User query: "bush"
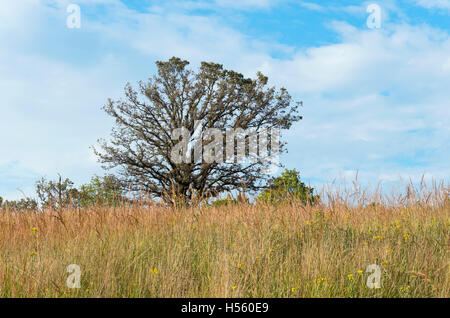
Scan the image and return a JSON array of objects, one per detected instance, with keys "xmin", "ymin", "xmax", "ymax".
[
  {"xmin": 78, "ymin": 175, "xmax": 125, "ymax": 208},
  {"xmin": 36, "ymin": 175, "xmax": 79, "ymax": 210},
  {"xmin": 35, "ymin": 174, "xmax": 125, "ymax": 210},
  {"xmin": 0, "ymin": 197, "xmax": 38, "ymax": 212},
  {"xmin": 258, "ymin": 169, "xmax": 318, "ymax": 205}
]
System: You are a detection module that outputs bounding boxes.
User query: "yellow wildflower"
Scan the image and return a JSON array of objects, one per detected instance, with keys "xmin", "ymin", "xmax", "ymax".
[{"xmin": 400, "ymin": 286, "xmax": 411, "ymax": 293}]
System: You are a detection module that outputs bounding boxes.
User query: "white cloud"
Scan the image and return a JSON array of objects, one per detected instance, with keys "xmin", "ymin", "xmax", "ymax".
[
  {"xmin": 296, "ymin": 1, "xmax": 368, "ymax": 15},
  {"xmin": 145, "ymin": 0, "xmax": 279, "ymax": 13},
  {"xmin": 415, "ymin": 0, "xmax": 450, "ymax": 10},
  {"xmin": 297, "ymin": 1, "xmax": 325, "ymax": 12},
  {"xmin": 250, "ymin": 22, "xmax": 450, "ymax": 190},
  {"xmin": 214, "ymin": 0, "xmax": 275, "ymax": 9},
  {"xmin": 0, "ymin": 50, "xmax": 126, "ymax": 193},
  {"xmin": 269, "ymin": 22, "xmax": 450, "ymax": 96}
]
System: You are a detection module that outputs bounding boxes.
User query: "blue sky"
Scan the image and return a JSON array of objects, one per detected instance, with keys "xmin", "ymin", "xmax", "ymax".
[{"xmin": 1, "ymin": 0, "xmax": 449, "ymax": 200}]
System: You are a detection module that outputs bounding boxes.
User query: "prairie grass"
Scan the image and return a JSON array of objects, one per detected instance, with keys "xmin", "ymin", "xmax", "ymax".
[{"xmin": 0, "ymin": 181, "xmax": 448, "ymax": 298}]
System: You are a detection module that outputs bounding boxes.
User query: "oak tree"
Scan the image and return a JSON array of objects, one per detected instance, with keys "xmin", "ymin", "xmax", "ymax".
[{"xmin": 95, "ymin": 57, "xmax": 301, "ymax": 203}]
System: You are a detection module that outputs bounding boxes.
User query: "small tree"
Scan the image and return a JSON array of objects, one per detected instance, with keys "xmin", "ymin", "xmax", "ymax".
[
  {"xmin": 258, "ymin": 169, "xmax": 318, "ymax": 205},
  {"xmin": 78, "ymin": 175, "xmax": 125, "ymax": 207},
  {"xmin": 36, "ymin": 175, "xmax": 78, "ymax": 210}
]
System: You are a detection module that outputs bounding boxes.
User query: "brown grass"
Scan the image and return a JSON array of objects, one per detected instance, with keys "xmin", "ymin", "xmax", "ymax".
[{"xmin": 0, "ymin": 180, "xmax": 448, "ymax": 297}]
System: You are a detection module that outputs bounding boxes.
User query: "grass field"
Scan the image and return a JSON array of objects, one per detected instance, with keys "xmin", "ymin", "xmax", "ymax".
[{"xmin": 0, "ymin": 182, "xmax": 448, "ymax": 298}]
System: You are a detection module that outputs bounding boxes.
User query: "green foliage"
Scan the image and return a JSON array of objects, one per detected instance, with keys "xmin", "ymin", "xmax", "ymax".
[
  {"xmin": 258, "ymin": 169, "xmax": 318, "ymax": 205},
  {"xmin": 35, "ymin": 174, "xmax": 125, "ymax": 210},
  {"xmin": 78, "ymin": 175, "xmax": 125, "ymax": 208},
  {"xmin": 212, "ymin": 192, "xmax": 250, "ymax": 207},
  {"xmin": 0, "ymin": 197, "xmax": 38, "ymax": 212},
  {"xmin": 212, "ymin": 194, "xmax": 245, "ymax": 207},
  {"xmin": 36, "ymin": 175, "xmax": 78, "ymax": 210},
  {"xmin": 212, "ymin": 197, "xmax": 238, "ymax": 207}
]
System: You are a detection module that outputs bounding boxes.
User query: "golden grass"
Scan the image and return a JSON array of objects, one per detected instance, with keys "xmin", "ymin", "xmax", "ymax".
[{"xmin": 0, "ymin": 182, "xmax": 448, "ymax": 298}]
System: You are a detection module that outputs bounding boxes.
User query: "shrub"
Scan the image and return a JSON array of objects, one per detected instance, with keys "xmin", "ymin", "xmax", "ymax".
[
  {"xmin": 258, "ymin": 169, "xmax": 318, "ymax": 205},
  {"xmin": 78, "ymin": 175, "xmax": 125, "ymax": 208},
  {"xmin": 0, "ymin": 197, "xmax": 38, "ymax": 212},
  {"xmin": 35, "ymin": 175, "xmax": 78, "ymax": 210}
]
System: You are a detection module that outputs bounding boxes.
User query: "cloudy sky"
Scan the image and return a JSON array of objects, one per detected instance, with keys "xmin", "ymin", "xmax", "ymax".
[{"xmin": 1, "ymin": 0, "xmax": 449, "ymax": 199}]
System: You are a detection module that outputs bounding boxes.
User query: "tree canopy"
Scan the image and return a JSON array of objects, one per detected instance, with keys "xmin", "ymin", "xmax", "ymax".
[
  {"xmin": 95, "ymin": 57, "xmax": 302, "ymax": 203},
  {"xmin": 258, "ymin": 169, "xmax": 318, "ymax": 205}
]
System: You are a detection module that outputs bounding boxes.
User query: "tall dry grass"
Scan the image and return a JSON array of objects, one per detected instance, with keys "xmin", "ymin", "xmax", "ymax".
[{"xmin": 0, "ymin": 180, "xmax": 448, "ymax": 297}]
